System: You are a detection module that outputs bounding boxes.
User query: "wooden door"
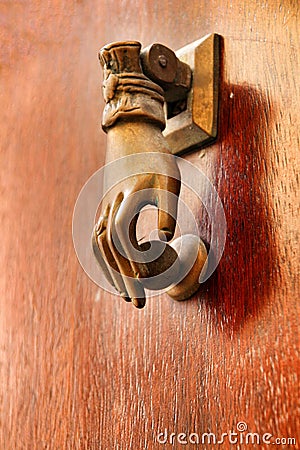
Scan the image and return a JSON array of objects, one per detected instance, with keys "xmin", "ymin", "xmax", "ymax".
[{"xmin": 1, "ymin": 1, "xmax": 299, "ymax": 448}]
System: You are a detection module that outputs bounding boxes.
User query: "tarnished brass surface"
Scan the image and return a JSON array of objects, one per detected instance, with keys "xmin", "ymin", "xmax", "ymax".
[
  {"xmin": 92, "ymin": 40, "xmax": 208, "ymax": 308},
  {"xmin": 163, "ymin": 33, "xmax": 220, "ymax": 154},
  {"xmin": 140, "ymin": 43, "xmax": 192, "ymax": 103}
]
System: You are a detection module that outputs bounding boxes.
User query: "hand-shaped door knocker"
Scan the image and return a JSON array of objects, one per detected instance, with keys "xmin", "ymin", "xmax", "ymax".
[{"xmin": 92, "ymin": 40, "xmax": 218, "ymax": 308}]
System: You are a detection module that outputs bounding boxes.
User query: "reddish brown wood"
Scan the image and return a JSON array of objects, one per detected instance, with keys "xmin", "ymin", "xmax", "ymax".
[{"xmin": 0, "ymin": 1, "xmax": 299, "ymax": 449}]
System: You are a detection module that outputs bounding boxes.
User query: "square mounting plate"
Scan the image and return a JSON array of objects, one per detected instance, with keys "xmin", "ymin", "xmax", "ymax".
[{"xmin": 163, "ymin": 33, "xmax": 220, "ymax": 155}]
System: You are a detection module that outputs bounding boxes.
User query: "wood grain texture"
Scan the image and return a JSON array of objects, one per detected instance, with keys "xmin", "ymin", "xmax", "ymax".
[{"xmin": 0, "ymin": 1, "xmax": 299, "ymax": 449}]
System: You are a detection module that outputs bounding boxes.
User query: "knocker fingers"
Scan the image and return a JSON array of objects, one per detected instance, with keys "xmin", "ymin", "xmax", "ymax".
[
  {"xmin": 155, "ymin": 174, "xmax": 181, "ymax": 242},
  {"xmin": 106, "ymin": 192, "xmax": 147, "ymax": 309},
  {"xmin": 93, "ymin": 204, "xmax": 130, "ymax": 301}
]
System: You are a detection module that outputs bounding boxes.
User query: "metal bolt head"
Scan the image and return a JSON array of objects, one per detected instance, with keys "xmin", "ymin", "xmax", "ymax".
[{"xmin": 158, "ymin": 55, "xmax": 168, "ymax": 68}]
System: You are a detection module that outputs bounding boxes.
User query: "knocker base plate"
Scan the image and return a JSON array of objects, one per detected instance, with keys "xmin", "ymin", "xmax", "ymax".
[{"xmin": 163, "ymin": 33, "xmax": 220, "ymax": 155}]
